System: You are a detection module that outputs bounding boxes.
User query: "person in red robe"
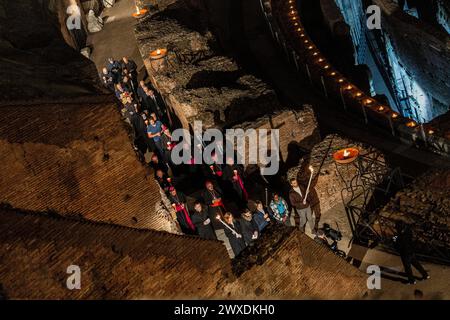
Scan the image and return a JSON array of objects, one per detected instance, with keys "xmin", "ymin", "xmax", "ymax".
[{"xmin": 168, "ymin": 187, "xmax": 196, "ymax": 235}]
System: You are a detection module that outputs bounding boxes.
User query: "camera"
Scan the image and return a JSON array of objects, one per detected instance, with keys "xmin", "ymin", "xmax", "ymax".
[{"xmin": 322, "ymin": 223, "xmax": 342, "ymax": 242}]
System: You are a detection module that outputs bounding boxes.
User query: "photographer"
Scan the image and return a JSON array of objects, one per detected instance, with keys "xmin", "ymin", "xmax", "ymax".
[{"xmin": 314, "ymin": 224, "xmax": 346, "ymax": 258}]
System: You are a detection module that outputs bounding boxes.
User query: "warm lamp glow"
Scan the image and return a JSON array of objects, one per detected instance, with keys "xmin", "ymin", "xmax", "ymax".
[
  {"xmin": 323, "ymin": 65, "xmax": 330, "ymax": 69},
  {"xmin": 356, "ymin": 92, "xmax": 363, "ymax": 98},
  {"xmin": 338, "ymin": 78, "xmax": 344, "ymax": 83},
  {"xmin": 406, "ymin": 121, "xmax": 417, "ymax": 128},
  {"xmin": 364, "ymin": 99, "xmax": 373, "ymax": 105},
  {"xmin": 428, "ymin": 129, "xmax": 435, "ymax": 135},
  {"xmin": 308, "ymin": 46, "xmax": 313, "ymax": 50},
  {"xmin": 345, "ymin": 85, "xmax": 353, "ymax": 90},
  {"xmin": 391, "ymin": 112, "xmax": 399, "ymax": 119},
  {"xmin": 377, "ymin": 106, "xmax": 385, "ymax": 112}
]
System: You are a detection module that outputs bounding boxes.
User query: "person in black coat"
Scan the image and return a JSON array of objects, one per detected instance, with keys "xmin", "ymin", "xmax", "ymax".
[
  {"xmin": 394, "ymin": 221, "xmax": 430, "ymax": 284},
  {"xmin": 121, "ymin": 56, "xmax": 138, "ymax": 84},
  {"xmin": 106, "ymin": 57, "xmax": 122, "ymax": 84},
  {"xmin": 222, "ymin": 212, "xmax": 247, "ymax": 258},
  {"xmin": 192, "ymin": 201, "xmax": 217, "ymax": 240},
  {"xmin": 240, "ymin": 209, "xmax": 259, "ymax": 246},
  {"xmin": 223, "ymin": 157, "xmax": 248, "ymax": 209},
  {"xmin": 155, "ymin": 169, "xmax": 171, "ymax": 194},
  {"xmin": 100, "ymin": 67, "xmax": 114, "ymax": 91},
  {"xmin": 149, "ymin": 153, "xmax": 168, "ymax": 174}
]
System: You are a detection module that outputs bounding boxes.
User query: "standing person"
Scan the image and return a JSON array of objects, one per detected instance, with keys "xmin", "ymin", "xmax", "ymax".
[
  {"xmin": 202, "ymin": 181, "xmax": 226, "ymax": 229},
  {"xmin": 149, "ymin": 153, "xmax": 168, "ymax": 175},
  {"xmin": 121, "ymin": 56, "xmax": 138, "ymax": 84},
  {"xmin": 223, "ymin": 157, "xmax": 248, "ymax": 208},
  {"xmin": 147, "ymin": 117, "xmax": 164, "ymax": 159},
  {"xmin": 269, "ymin": 193, "xmax": 289, "ymax": 225},
  {"xmin": 121, "ymin": 75, "xmax": 134, "ymax": 96},
  {"xmin": 145, "ymin": 87, "xmax": 165, "ymax": 121},
  {"xmin": 394, "ymin": 222, "xmax": 430, "ymax": 285},
  {"xmin": 168, "ymin": 187, "xmax": 196, "ymax": 235},
  {"xmin": 160, "ymin": 125, "xmax": 175, "ymax": 166},
  {"xmin": 240, "ymin": 209, "xmax": 259, "ymax": 246},
  {"xmin": 192, "ymin": 201, "xmax": 217, "ymax": 240},
  {"xmin": 155, "ymin": 169, "xmax": 171, "ymax": 194},
  {"xmin": 106, "ymin": 57, "xmax": 122, "ymax": 84},
  {"xmin": 221, "ymin": 212, "xmax": 246, "ymax": 258},
  {"xmin": 289, "ymin": 178, "xmax": 314, "ymax": 232},
  {"xmin": 100, "ymin": 67, "xmax": 114, "ymax": 91},
  {"xmin": 123, "ymin": 95, "xmax": 137, "ymax": 122},
  {"xmin": 253, "ymin": 200, "xmax": 271, "ymax": 232},
  {"xmin": 130, "ymin": 104, "xmax": 150, "ymax": 157}
]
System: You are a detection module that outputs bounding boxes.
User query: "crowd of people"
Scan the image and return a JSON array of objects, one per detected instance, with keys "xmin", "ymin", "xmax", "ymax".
[{"xmin": 100, "ymin": 56, "xmax": 321, "ymax": 258}]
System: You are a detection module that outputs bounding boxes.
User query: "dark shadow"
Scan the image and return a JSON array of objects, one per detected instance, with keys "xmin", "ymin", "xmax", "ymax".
[{"xmin": 224, "ymin": 94, "xmax": 278, "ymax": 128}]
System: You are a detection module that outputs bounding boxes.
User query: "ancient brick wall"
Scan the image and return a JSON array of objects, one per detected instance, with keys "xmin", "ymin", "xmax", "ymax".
[
  {"xmin": 0, "ymin": 99, "xmax": 175, "ymax": 232},
  {"xmin": 0, "ymin": 208, "xmax": 367, "ymax": 299}
]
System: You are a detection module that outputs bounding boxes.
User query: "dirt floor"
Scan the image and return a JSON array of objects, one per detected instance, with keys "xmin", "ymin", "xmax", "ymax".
[{"xmin": 87, "ymin": 0, "xmax": 144, "ymax": 73}]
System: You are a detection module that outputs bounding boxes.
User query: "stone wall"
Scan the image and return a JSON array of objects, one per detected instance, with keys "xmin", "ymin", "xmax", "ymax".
[
  {"xmin": 234, "ymin": 106, "xmax": 321, "ymax": 173},
  {"xmin": 0, "ymin": 208, "xmax": 368, "ymax": 299},
  {"xmin": 0, "ymin": 0, "xmax": 103, "ymax": 105},
  {"xmin": 135, "ymin": 0, "xmax": 282, "ymax": 130},
  {"xmin": 375, "ymin": 0, "xmax": 450, "ymax": 117}
]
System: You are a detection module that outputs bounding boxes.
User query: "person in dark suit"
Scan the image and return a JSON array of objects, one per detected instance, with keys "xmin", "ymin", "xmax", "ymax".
[
  {"xmin": 222, "ymin": 212, "xmax": 246, "ymax": 258},
  {"xmin": 240, "ymin": 209, "xmax": 259, "ymax": 246},
  {"xmin": 192, "ymin": 201, "xmax": 217, "ymax": 240},
  {"xmin": 394, "ymin": 221, "xmax": 430, "ymax": 285},
  {"xmin": 100, "ymin": 67, "xmax": 114, "ymax": 91}
]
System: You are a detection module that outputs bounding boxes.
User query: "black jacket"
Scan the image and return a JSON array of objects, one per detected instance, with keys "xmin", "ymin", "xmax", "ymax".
[
  {"xmin": 191, "ymin": 209, "xmax": 216, "ymax": 240},
  {"xmin": 240, "ymin": 218, "xmax": 258, "ymax": 245},
  {"xmin": 224, "ymin": 220, "xmax": 247, "ymax": 257}
]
